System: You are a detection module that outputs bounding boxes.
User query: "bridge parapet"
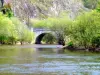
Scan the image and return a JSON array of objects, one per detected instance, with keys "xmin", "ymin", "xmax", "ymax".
[
  {"xmin": 34, "ymin": 28, "xmax": 53, "ymax": 37},
  {"xmin": 33, "ymin": 28, "xmax": 50, "ymax": 32}
]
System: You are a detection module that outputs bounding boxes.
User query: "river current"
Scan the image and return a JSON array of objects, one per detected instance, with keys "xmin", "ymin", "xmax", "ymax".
[{"xmin": 0, "ymin": 45, "xmax": 100, "ymax": 75}]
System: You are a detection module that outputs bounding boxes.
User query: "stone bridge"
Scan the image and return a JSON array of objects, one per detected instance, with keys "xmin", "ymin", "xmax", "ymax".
[{"xmin": 33, "ymin": 28, "xmax": 65, "ymax": 45}]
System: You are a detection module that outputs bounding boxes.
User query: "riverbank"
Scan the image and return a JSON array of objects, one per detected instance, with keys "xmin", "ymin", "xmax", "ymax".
[
  {"xmin": 1, "ymin": 44, "xmax": 100, "ymax": 53},
  {"xmin": 63, "ymin": 45, "xmax": 100, "ymax": 52}
]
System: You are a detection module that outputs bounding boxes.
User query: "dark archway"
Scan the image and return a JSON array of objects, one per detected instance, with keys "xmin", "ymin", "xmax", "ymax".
[
  {"xmin": 35, "ymin": 33, "xmax": 65, "ymax": 45},
  {"xmin": 35, "ymin": 33, "xmax": 57, "ymax": 44},
  {"xmin": 35, "ymin": 33, "xmax": 46, "ymax": 44}
]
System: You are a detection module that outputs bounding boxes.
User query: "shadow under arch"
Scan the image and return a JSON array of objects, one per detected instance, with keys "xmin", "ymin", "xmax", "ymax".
[
  {"xmin": 35, "ymin": 33, "xmax": 57, "ymax": 44},
  {"xmin": 35, "ymin": 33, "xmax": 65, "ymax": 45}
]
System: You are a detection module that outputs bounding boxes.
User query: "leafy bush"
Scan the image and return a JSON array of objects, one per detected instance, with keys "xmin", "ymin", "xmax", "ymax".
[
  {"xmin": 0, "ymin": 13, "xmax": 34, "ymax": 45},
  {"xmin": 11, "ymin": 17, "xmax": 34, "ymax": 44},
  {"xmin": 1, "ymin": 3, "xmax": 13, "ymax": 17},
  {"xmin": 42, "ymin": 33, "xmax": 57, "ymax": 44},
  {"xmin": 0, "ymin": 12, "xmax": 16, "ymax": 44},
  {"xmin": 92, "ymin": 34, "xmax": 100, "ymax": 47},
  {"xmin": 71, "ymin": 10, "xmax": 100, "ymax": 48}
]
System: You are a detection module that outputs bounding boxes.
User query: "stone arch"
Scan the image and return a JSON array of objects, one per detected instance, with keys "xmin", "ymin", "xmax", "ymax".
[
  {"xmin": 35, "ymin": 33, "xmax": 57, "ymax": 44},
  {"xmin": 35, "ymin": 32, "xmax": 65, "ymax": 45}
]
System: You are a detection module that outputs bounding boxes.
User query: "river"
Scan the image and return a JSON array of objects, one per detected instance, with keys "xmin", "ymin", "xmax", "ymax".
[{"xmin": 0, "ymin": 45, "xmax": 100, "ymax": 75}]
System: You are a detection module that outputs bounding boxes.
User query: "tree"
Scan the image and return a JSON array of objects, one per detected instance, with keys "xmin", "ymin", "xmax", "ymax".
[
  {"xmin": 42, "ymin": 33, "xmax": 57, "ymax": 44},
  {"xmin": 71, "ymin": 10, "xmax": 100, "ymax": 48},
  {"xmin": 0, "ymin": 12, "xmax": 16, "ymax": 44},
  {"xmin": 11, "ymin": 17, "xmax": 34, "ymax": 44}
]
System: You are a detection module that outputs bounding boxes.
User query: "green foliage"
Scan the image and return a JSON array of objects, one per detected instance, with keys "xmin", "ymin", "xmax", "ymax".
[
  {"xmin": 0, "ymin": 12, "xmax": 16, "ymax": 44},
  {"xmin": 31, "ymin": 10, "xmax": 100, "ymax": 47},
  {"xmin": 42, "ymin": 34, "xmax": 57, "ymax": 44},
  {"xmin": 68, "ymin": 41, "xmax": 73, "ymax": 47},
  {"xmin": 31, "ymin": 19, "xmax": 50, "ymax": 28},
  {"xmin": 11, "ymin": 17, "xmax": 34, "ymax": 44},
  {"xmin": 0, "ymin": 13, "xmax": 34, "ymax": 45},
  {"xmin": 97, "ymin": 8, "xmax": 100, "ymax": 12},
  {"xmin": 96, "ymin": 0, "xmax": 100, "ymax": 12},
  {"xmin": 92, "ymin": 35, "xmax": 100, "ymax": 47},
  {"xmin": 31, "ymin": 17, "xmax": 73, "ymax": 34},
  {"xmin": 48, "ymin": 17, "xmax": 73, "ymax": 38},
  {"xmin": 71, "ymin": 10, "xmax": 100, "ymax": 48},
  {"xmin": 82, "ymin": 0, "xmax": 98, "ymax": 9},
  {"xmin": 2, "ymin": 3, "xmax": 13, "ymax": 17}
]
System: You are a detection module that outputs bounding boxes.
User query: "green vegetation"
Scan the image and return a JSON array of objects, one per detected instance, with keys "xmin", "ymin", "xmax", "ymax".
[
  {"xmin": 82, "ymin": 0, "xmax": 98, "ymax": 9},
  {"xmin": 0, "ymin": 0, "xmax": 100, "ymax": 49},
  {"xmin": 0, "ymin": 12, "xmax": 34, "ymax": 45},
  {"xmin": 1, "ymin": 3, "xmax": 13, "ymax": 17},
  {"xmin": 11, "ymin": 17, "xmax": 34, "ymax": 44},
  {"xmin": 42, "ymin": 33, "xmax": 57, "ymax": 44},
  {"xmin": 0, "ymin": 2, "xmax": 34, "ymax": 45},
  {"xmin": 71, "ymin": 11, "xmax": 100, "ymax": 48},
  {"xmin": 0, "ymin": 12, "xmax": 16, "ymax": 44},
  {"xmin": 31, "ymin": 10, "xmax": 100, "ymax": 49}
]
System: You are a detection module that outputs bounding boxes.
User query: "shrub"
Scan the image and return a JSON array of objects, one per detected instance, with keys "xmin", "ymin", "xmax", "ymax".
[
  {"xmin": 0, "ymin": 12, "xmax": 16, "ymax": 44},
  {"xmin": 42, "ymin": 33, "xmax": 57, "ymax": 44},
  {"xmin": 11, "ymin": 17, "xmax": 34, "ymax": 44},
  {"xmin": 92, "ymin": 35, "xmax": 100, "ymax": 47},
  {"xmin": 71, "ymin": 10, "xmax": 100, "ymax": 48}
]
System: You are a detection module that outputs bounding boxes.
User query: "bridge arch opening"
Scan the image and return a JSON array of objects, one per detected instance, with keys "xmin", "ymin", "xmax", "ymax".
[
  {"xmin": 35, "ymin": 33, "xmax": 65, "ymax": 45},
  {"xmin": 35, "ymin": 33, "xmax": 57, "ymax": 44}
]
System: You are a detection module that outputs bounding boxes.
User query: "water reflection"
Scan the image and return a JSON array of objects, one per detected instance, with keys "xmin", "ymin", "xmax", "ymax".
[
  {"xmin": 36, "ymin": 48, "xmax": 64, "ymax": 54},
  {"xmin": 0, "ymin": 45, "xmax": 100, "ymax": 75}
]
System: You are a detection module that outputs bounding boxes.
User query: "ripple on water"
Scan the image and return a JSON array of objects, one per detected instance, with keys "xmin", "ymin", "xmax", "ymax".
[
  {"xmin": 0, "ymin": 47, "xmax": 100, "ymax": 75},
  {"xmin": 0, "ymin": 61, "xmax": 100, "ymax": 74}
]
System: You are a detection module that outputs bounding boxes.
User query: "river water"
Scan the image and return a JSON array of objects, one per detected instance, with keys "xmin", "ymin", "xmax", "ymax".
[{"xmin": 0, "ymin": 45, "xmax": 100, "ymax": 75}]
